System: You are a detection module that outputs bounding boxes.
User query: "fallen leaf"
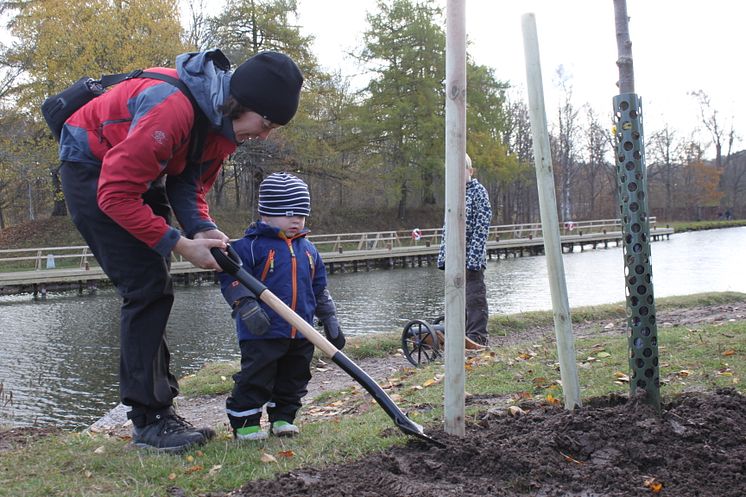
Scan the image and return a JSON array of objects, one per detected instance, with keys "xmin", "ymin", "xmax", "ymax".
[
  {"xmin": 614, "ymin": 372, "xmax": 630, "ymax": 383},
  {"xmin": 93, "ymin": 446, "xmax": 105, "ymax": 454},
  {"xmin": 559, "ymin": 450, "xmax": 583, "ymax": 464},
  {"xmin": 643, "ymin": 477, "xmax": 664, "ymax": 493},
  {"xmin": 546, "ymin": 393, "xmax": 561, "ymax": 406},
  {"xmin": 508, "ymin": 405, "xmax": 526, "ymax": 416},
  {"xmin": 185, "ymin": 455, "xmax": 194, "ymax": 463},
  {"xmin": 723, "ymin": 349, "xmax": 736, "ymax": 356},
  {"xmin": 422, "ymin": 378, "xmax": 439, "ymax": 387},
  {"xmin": 278, "ymin": 450, "xmax": 295, "ymax": 458},
  {"xmin": 208, "ymin": 464, "xmax": 222, "ymax": 476},
  {"xmin": 185, "ymin": 465, "xmax": 204, "ymax": 474},
  {"xmin": 597, "ymin": 351, "xmax": 611, "ymax": 358},
  {"xmin": 260, "ymin": 452, "xmax": 277, "ymax": 464},
  {"xmin": 84, "ymin": 470, "xmax": 93, "ymax": 478},
  {"xmin": 168, "ymin": 473, "xmax": 177, "ymax": 480}
]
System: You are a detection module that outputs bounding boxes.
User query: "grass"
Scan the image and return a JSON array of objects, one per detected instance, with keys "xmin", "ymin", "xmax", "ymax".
[
  {"xmin": 666, "ymin": 219, "xmax": 746, "ymax": 232},
  {"xmin": 1, "ymin": 292, "xmax": 744, "ymax": 497}
]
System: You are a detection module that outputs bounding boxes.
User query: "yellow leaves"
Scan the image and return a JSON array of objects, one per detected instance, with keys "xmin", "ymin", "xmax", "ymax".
[
  {"xmin": 545, "ymin": 393, "xmax": 561, "ymax": 406},
  {"xmin": 422, "ymin": 377, "xmax": 439, "ymax": 388},
  {"xmin": 516, "ymin": 351, "xmax": 536, "ymax": 361},
  {"xmin": 643, "ymin": 476, "xmax": 664, "ymax": 493},
  {"xmin": 614, "ymin": 371, "xmax": 630, "ymax": 384},
  {"xmin": 260, "ymin": 452, "xmax": 277, "ymax": 464},
  {"xmin": 717, "ymin": 367, "xmax": 734, "ymax": 377}
]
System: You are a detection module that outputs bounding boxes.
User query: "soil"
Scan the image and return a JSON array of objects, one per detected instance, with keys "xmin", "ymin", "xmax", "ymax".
[
  {"xmin": 3, "ymin": 301, "xmax": 745, "ymax": 497},
  {"xmin": 196, "ymin": 302, "xmax": 746, "ymax": 497},
  {"xmin": 200, "ymin": 388, "xmax": 746, "ymax": 497}
]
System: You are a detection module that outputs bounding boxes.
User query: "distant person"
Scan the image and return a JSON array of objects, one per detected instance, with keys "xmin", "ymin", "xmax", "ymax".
[
  {"xmin": 437, "ymin": 153, "xmax": 493, "ymax": 345},
  {"xmin": 725, "ymin": 208, "xmax": 733, "ymax": 220},
  {"xmin": 58, "ymin": 49, "xmax": 304, "ymax": 453},
  {"xmin": 218, "ymin": 172, "xmax": 345, "ymax": 441}
]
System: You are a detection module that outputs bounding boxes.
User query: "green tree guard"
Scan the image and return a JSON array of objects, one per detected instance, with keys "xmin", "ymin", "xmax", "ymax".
[{"xmin": 613, "ymin": 93, "xmax": 661, "ymax": 411}]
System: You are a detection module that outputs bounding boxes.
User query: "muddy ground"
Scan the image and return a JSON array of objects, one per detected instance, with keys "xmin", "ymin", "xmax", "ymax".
[{"xmin": 200, "ymin": 388, "xmax": 746, "ymax": 497}]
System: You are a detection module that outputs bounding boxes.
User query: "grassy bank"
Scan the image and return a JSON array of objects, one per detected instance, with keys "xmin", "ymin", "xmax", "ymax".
[{"xmin": 1, "ymin": 292, "xmax": 744, "ymax": 497}]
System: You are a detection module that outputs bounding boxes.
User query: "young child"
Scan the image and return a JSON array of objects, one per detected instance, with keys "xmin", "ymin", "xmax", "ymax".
[{"xmin": 219, "ymin": 172, "xmax": 345, "ymax": 440}]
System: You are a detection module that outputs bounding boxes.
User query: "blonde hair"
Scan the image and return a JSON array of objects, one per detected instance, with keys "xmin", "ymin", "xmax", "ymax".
[{"xmin": 465, "ymin": 153, "xmax": 473, "ymax": 169}]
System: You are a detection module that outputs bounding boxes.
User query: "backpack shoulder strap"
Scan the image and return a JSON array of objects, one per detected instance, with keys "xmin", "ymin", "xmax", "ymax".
[
  {"xmin": 99, "ymin": 70, "xmax": 208, "ymax": 166},
  {"xmin": 138, "ymin": 71, "xmax": 208, "ymax": 167}
]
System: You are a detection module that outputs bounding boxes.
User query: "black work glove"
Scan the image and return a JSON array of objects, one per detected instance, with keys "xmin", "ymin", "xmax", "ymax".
[
  {"xmin": 315, "ymin": 287, "xmax": 345, "ymax": 349},
  {"xmin": 321, "ymin": 315, "xmax": 346, "ymax": 350},
  {"xmin": 233, "ymin": 296, "xmax": 270, "ymax": 336}
]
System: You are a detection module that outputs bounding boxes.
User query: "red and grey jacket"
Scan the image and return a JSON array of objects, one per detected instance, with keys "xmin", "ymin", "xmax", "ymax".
[
  {"xmin": 59, "ymin": 50, "xmax": 238, "ymax": 256},
  {"xmin": 219, "ymin": 221, "xmax": 330, "ymax": 342}
]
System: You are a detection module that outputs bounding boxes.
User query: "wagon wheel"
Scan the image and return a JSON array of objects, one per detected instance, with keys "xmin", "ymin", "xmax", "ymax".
[{"xmin": 401, "ymin": 319, "xmax": 441, "ymax": 366}]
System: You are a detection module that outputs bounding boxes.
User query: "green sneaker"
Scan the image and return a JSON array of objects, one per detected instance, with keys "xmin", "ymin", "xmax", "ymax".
[
  {"xmin": 234, "ymin": 425, "xmax": 268, "ymax": 441},
  {"xmin": 271, "ymin": 420, "xmax": 300, "ymax": 437}
]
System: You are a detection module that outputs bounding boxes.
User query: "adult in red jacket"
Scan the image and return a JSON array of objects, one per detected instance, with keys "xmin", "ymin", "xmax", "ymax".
[{"xmin": 58, "ymin": 49, "xmax": 303, "ymax": 453}]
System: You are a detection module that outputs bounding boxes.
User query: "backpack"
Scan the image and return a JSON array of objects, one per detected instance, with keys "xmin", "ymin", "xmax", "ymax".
[{"xmin": 41, "ymin": 70, "xmax": 207, "ymax": 166}]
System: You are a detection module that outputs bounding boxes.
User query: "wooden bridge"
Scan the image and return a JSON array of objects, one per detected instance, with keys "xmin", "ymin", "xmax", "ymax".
[{"xmin": 0, "ymin": 218, "xmax": 673, "ymax": 295}]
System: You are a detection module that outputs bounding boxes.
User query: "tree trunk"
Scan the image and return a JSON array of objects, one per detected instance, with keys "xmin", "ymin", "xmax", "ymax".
[{"xmin": 50, "ymin": 167, "xmax": 68, "ymax": 217}]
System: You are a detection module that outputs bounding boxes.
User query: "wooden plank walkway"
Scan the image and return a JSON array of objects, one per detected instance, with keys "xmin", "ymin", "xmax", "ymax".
[{"xmin": 0, "ymin": 219, "xmax": 673, "ymax": 294}]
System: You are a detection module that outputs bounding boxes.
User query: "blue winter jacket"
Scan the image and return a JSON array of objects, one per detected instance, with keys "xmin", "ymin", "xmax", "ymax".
[{"xmin": 219, "ymin": 221, "xmax": 329, "ymax": 341}]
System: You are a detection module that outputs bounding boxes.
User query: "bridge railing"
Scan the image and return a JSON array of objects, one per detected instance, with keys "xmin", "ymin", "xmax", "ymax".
[{"xmin": 0, "ymin": 218, "xmax": 659, "ymax": 272}]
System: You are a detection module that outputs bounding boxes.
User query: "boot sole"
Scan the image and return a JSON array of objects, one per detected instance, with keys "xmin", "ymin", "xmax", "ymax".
[{"xmin": 132, "ymin": 439, "xmax": 204, "ymax": 454}]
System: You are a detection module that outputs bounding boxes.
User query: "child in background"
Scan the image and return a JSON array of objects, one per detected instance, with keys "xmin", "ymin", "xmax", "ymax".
[{"xmin": 219, "ymin": 172, "xmax": 345, "ymax": 440}]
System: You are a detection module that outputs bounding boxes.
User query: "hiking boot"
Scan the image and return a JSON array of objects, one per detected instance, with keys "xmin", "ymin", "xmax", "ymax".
[
  {"xmin": 467, "ymin": 334, "xmax": 489, "ymax": 347},
  {"xmin": 234, "ymin": 425, "xmax": 269, "ymax": 441},
  {"xmin": 271, "ymin": 420, "xmax": 299, "ymax": 437},
  {"xmin": 197, "ymin": 426, "xmax": 217, "ymax": 441},
  {"xmin": 132, "ymin": 413, "xmax": 206, "ymax": 454}
]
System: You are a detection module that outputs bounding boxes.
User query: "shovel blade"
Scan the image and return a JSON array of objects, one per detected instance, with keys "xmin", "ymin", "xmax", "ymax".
[{"xmin": 332, "ymin": 351, "xmax": 444, "ymax": 447}]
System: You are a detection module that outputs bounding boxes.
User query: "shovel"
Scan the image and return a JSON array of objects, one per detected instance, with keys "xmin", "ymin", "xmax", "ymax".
[{"xmin": 210, "ymin": 245, "xmax": 443, "ymax": 447}]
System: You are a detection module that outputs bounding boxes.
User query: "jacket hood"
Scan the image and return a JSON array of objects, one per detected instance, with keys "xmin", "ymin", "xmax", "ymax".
[{"xmin": 176, "ymin": 49, "xmax": 232, "ymax": 127}]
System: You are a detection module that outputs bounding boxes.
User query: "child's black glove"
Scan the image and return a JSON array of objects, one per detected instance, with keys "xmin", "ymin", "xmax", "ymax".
[
  {"xmin": 233, "ymin": 296, "xmax": 270, "ymax": 336},
  {"xmin": 321, "ymin": 315, "xmax": 346, "ymax": 350},
  {"xmin": 315, "ymin": 287, "xmax": 345, "ymax": 349}
]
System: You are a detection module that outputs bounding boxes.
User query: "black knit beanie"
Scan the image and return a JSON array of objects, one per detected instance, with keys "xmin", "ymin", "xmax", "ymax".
[
  {"xmin": 229, "ymin": 51, "xmax": 304, "ymax": 125},
  {"xmin": 258, "ymin": 172, "xmax": 311, "ymax": 217}
]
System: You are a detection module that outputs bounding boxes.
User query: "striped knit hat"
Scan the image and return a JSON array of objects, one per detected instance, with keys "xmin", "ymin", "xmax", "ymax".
[{"xmin": 258, "ymin": 172, "xmax": 311, "ymax": 217}]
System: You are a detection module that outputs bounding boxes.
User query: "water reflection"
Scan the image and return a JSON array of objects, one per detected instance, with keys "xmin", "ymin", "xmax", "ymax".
[{"xmin": 1, "ymin": 227, "xmax": 745, "ymax": 428}]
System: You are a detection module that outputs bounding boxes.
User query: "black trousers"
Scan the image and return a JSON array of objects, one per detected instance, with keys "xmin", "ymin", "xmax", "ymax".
[
  {"xmin": 226, "ymin": 338, "xmax": 314, "ymax": 430},
  {"xmin": 60, "ymin": 161, "xmax": 178, "ymax": 426},
  {"xmin": 465, "ymin": 269, "xmax": 489, "ymax": 342}
]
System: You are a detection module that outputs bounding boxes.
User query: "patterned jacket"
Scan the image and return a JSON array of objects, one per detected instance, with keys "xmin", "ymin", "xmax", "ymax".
[
  {"xmin": 59, "ymin": 50, "xmax": 238, "ymax": 257},
  {"xmin": 219, "ymin": 221, "xmax": 330, "ymax": 342},
  {"xmin": 438, "ymin": 178, "xmax": 493, "ymax": 271}
]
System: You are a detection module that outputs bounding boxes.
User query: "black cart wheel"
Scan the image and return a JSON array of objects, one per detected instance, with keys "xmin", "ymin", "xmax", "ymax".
[{"xmin": 401, "ymin": 319, "xmax": 441, "ymax": 366}]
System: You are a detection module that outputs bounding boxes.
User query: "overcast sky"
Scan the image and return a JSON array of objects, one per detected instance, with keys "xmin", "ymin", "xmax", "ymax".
[{"xmin": 289, "ymin": 0, "xmax": 745, "ymax": 156}]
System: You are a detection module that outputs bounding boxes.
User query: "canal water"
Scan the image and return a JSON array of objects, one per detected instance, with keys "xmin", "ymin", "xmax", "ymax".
[{"xmin": 1, "ymin": 227, "xmax": 745, "ymax": 428}]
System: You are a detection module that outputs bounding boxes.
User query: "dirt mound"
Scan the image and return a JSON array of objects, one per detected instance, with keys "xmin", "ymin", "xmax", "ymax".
[{"xmin": 201, "ymin": 388, "xmax": 745, "ymax": 497}]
